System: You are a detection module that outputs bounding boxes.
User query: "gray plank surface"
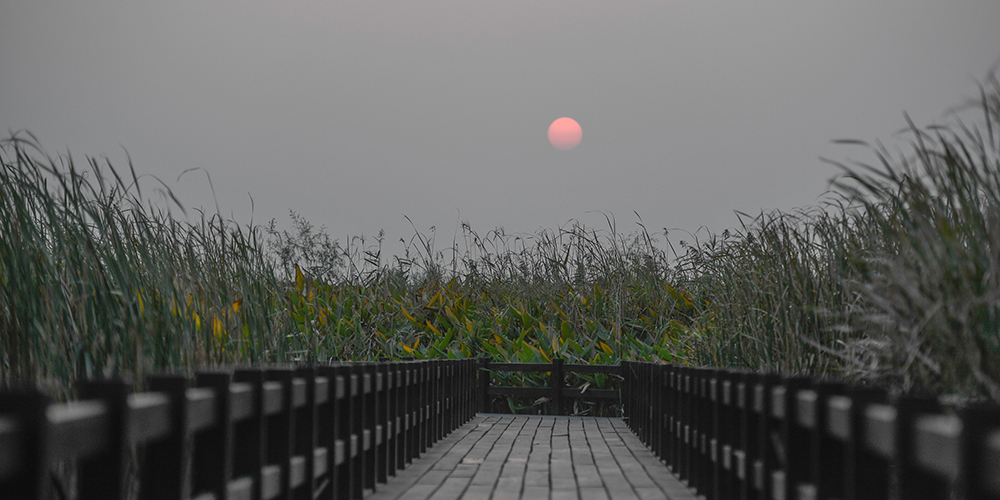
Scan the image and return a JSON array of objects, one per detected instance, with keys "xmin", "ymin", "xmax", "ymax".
[{"xmin": 367, "ymin": 415, "xmax": 698, "ymax": 500}]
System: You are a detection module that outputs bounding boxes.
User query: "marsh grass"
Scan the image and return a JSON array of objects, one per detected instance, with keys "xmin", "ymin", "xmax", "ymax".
[
  {"xmin": 672, "ymin": 72, "xmax": 1000, "ymax": 399},
  {"xmin": 0, "ymin": 133, "xmax": 289, "ymax": 396},
  {"xmin": 822, "ymin": 73, "xmax": 1000, "ymax": 397},
  {"xmin": 3, "ymin": 73, "xmax": 1000, "ymax": 401}
]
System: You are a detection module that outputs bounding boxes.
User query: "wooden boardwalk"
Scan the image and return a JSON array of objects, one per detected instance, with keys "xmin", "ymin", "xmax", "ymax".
[{"xmin": 368, "ymin": 415, "xmax": 698, "ymax": 500}]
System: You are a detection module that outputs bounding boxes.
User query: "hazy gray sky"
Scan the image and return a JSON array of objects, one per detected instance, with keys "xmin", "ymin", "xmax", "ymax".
[{"xmin": 3, "ymin": 1, "xmax": 999, "ymax": 253}]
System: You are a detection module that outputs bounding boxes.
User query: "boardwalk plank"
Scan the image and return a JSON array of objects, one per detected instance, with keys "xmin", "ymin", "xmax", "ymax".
[{"xmin": 367, "ymin": 415, "xmax": 699, "ymax": 500}]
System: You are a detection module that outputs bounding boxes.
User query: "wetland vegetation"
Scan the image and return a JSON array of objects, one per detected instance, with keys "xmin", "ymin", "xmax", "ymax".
[{"xmin": 3, "ymin": 73, "xmax": 999, "ymax": 402}]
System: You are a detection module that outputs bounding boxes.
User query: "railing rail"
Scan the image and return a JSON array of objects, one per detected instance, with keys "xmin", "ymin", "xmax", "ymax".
[
  {"xmin": 476, "ymin": 358, "xmax": 622, "ymax": 415},
  {"xmin": 0, "ymin": 358, "xmax": 621, "ymax": 500},
  {"xmin": 619, "ymin": 361, "xmax": 1000, "ymax": 500},
  {"xmin": 12, "ymin": 358, "xmax": 1000, "ymax": 500},
  {"xmin": 0, "ymin": 359, "xmax": 478, "ymax": 500}
]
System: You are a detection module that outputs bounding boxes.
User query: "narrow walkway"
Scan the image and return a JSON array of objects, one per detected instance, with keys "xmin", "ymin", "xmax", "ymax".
[{"xmin": 368, "ymin": 415, "xmax": 698, "ymax": 500}]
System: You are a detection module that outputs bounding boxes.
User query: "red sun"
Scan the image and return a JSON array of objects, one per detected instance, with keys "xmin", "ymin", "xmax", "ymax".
[{"xmin": 548, "ymin": 117, "xmax": 582, "ymax": 150}]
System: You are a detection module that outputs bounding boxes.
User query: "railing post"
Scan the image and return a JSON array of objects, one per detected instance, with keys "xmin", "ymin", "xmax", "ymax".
[
  {"xmin": 652, "ymin": 364, "xmax": 662, "ymax": 460},
  {"xmin": 812, "ymin": 380, "xmax": 846, "ymax": 500},
  {"xmin": 757, "ymin": 372, "xmax": 778, "ymax": 500},
  {"xmin": 78, "ymin": 378, "xmax": 132, "ymax": 500},
  {"xmin": 315, "ymin": 365, "xmax": 339, "ymax": 500},
  {"xmin": 434, "ymin": 360, "xmax": 443, "ymax": 442},
  {"xmin": 734, "ymin": 371, "xmax": 750, "ymax": 500},
  {"xmin": 234, "ymin": 368, "xmax": 267, "ymax": 500},
  {"xmin": 718, "ymin": 370, "xmax": 736, "ymax": 500},
  {"xmin": 958, "ymin": 404, "xmax": 1000, "ymax": 499},
  {"xmin": 741, "ymin": 371, "xmax": 761, "ymax": 500},
  {"xmin": 376, "ymin": 362, "xmax": 389, "ymax": 484},
  {"xmin": 465, "ymin": 358, "xmax": 474, "ymax": 421},
  {"xmin": 442, "ymin": 361, "xmax": 452, "ymax": 434},
  {"xmin": 695, "ymin": 368, "xmax": 708, "ymax": 498},
  {"xmin": 143, "ymin": 373, "xmax": 193, "ymax": 500},
  {"xmin": 850, "ymin": 387, "xmax": 888, "ymax": 500},
  {"xmin": 649, "ymin": 364, "xmax": 656, "ymax": 447},
  {"xmin": 349, "ymin": 363, "xmax": 364, "ymax": 500},
  {"xmin": 419, "ymin": 361, "xmax": 430, "ymax": 454},
  {"xmin": 642, "ymin": 363, "xmax": 650, "ymax": 442},
  {"xmin": 384, "ymin": 361, "xmax": 398, "ymax": 479},
  {"xmin": 681, "ymin": 366, "xmax": 692, "ymax": 485},
  {"xmin": 266, "ymin": 367, "xmax": 295, "ymax": 500},
  {"xmin": 551, "ymin": 358, "xmax": 564, "ymax": 416},
  {"xmin": 392, "ymin": 362, "xmax": 404, "ymax": 470},
  {"xmin": 470, "ymin": 358, "xmax": 477, "ymax": 420},
  {"xmin": 295, "ymin": 366, "xmax": 318, "ymax": 500},
  {"xmin": 361, "ymin": 363, "xmax": 376, "ymax": 494},
  {"xmin": 193, "ymin": 371, "xmax": 236, "ymax": 500},
  {"xmin": 896, "ymin": 395, "xmax": 946, "ymax": 500},
  {"xmin": 406, "ymin": 362, "xmax": 418, "ymax": 464},
  {"xmin": 0, "ymin": 389, "xmax": 51, "ymax": 500},
  {"xmin": 479, "ymin": 357, "xmax": 490, "ymax": 413},
  {"xmin": 707, "ymin": 370, "xmax": 720, "ymax": 500},
  {"xmin": 332, "ymin": 364, "xmax": 354, "ymax": 500},
  {"xmin": 666, "ymin": 365, "xmax": 677, "ymax": 472},
  {"xmin": 623, "ymin": 361, "xmax": 632, "ymax": 427},
  {"xmin": 659, "ymin": 364, "xmax": 670, "ymax": 467},
  {"xmin": 650, "ymin": 364, "xmax": 658, "ymax": 449}
]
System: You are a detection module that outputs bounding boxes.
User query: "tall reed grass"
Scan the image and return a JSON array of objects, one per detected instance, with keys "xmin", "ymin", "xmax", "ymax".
[
  {"xmin": 3, "ymin": 72, "xmax": 999, "ymax": 401},
  {"xmin": 0, "ymin": 134, "xmax": 291, "ymax": 396},
  {"xmin": 675, "ymin": 72, "xmax": 1000, "ymax": 398}
]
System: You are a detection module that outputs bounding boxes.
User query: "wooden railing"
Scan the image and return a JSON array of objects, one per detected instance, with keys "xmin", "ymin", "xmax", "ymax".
[
  {"xmin": 620, "ymin": 361, "xmax": 1000, "ymax": 500},
  {"xmin": 0, "ymin": 359, "xmax": 478, "ymax": 500},
  {"xmin": 477, "ymin": 358, "xmax": 621, "ymax": 415},
  {"xmin": 16, "ymin": 357, "xmax": 999, "ymax": 500}
]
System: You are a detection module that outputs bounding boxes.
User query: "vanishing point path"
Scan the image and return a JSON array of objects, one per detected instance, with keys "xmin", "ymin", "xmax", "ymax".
[{"xmin": 368, "ymin": 415, "xmax": 697, "ymax": 500}]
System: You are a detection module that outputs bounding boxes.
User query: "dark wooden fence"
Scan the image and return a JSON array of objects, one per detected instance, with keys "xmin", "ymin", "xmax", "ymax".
[
  {"xmin": 476, "ymin": 358, "xmax": 621, "ymax": 415},
  {"xmin": 620, "ymin": 361, "xmax": 1000, "ymax": 500},
  {"xmin": 8, "ymin": 358, "xmax": 1000, "ymax": 500},
  {"xmin": 0, "ymin": 359, "xmax": 477, "ymax": 500}
]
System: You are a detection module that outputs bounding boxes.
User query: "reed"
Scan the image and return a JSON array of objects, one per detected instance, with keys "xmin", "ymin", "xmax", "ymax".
[
  {"xmin": 2, "ymin": 72, "xmax": 998, "ymax": 402},
  {"xmin": 674, "ymin": 72, "xmax": 1000, "ymax": 399},
  {"xmin": 0, "ymin": 134, "xmax": 288, "ymax": 396}
]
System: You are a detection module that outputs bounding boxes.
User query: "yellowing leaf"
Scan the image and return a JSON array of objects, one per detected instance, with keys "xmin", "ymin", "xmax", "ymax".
[
  {"xmin": 213, "ymin": 317, "xmax": 225, "ymax": 342},
  {"xmin": 445, "ymin": 306, "xmax": 460, "ymax": 325},
  {"xmin": 599, "ymin": 341, "xmax": 614, "ymax": 355},
  {"xmin": 400, "ymin": 306, "xmax": 417, "ymax": 323},
  {"xmin": 426, "ymin": 321, "xmax": 442, "ymax": 337},
  {"xmin": 682, "ymin": 291, "xmax": 694, "ymax": 309},
  {"xmin": 232, "ymin": 298, "xmax": 243, "ymax": 313},
  {"xmin": 536, "ymin": 343, "xmax": 552, "ymax": 363},
  {"xmin": 295, "ymin": 265, "xmax": 305, "ymax": 293}
]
